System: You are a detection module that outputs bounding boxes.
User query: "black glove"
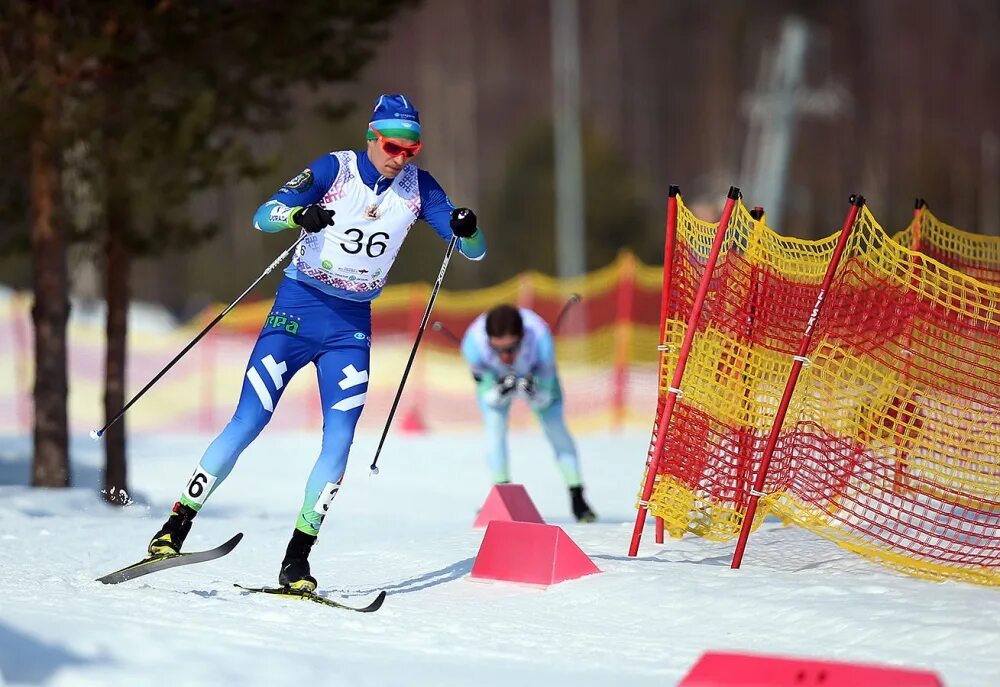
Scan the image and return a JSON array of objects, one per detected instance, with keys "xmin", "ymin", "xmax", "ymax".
[
  {"xmin": 481, "ymin": 373, "xmax": 517, "ymax": 408},
  {"xmin": 516, "ymin": 374, "xmax": 536, "ymax": 397},
  {"xmin": 293, "ymin": 205, "xmax": 336, "ymax": 233},
  {"xmin": 497, "ymin": 373, "xmax": 518, "ymax": 397},
  {"xmin": 450, "ymin": 207, "xmax": 478, "ymax": 238},
  {"xmin": 518, "ymin": 373, "xmax": 553, "ymax": 409}
]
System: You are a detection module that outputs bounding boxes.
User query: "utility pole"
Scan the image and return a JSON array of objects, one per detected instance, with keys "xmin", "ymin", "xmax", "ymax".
[
  {"xmin": 551, "ymin": 0, "xmax": 586, "ymax": 278},
  {"xmin": 740, "ymin": 16, "xmax": 845, "ymax": 230}
]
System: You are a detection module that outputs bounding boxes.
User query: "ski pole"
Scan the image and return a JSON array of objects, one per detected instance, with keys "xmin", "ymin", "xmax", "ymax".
[
  {"xmin": 553, "ymin": 293, "xmax": 581, "ymax": 333},
  {"xmin": 370, "ymin": 235, "xmax": 459, "ymax": 475},
  {"xmin": 434, "ymin": 292, "xmax": 581, "ymax": 346},
  {"xmin": 430, "ymin": 320, "xmax": 462, "ymax": 345},
  {"xmin": 90, "ymin": 234, "xmax": 306, "ymax": 440}
]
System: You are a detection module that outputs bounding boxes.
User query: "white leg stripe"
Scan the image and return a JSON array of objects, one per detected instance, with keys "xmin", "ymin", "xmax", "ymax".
[
  {"xmin": 332, "ymin": 392, "xmax": 367, "ymax": 412},
  {"xmin": 262, "ymin": 354, "xmax": 287, "ymax": 390},
  {"xmin": 246, "ymin": 368, "xmax": 273, "ymax": 412},
  {"xmin": 338, "ymin": 364, "xmax": 369, "ymax": 390},
  {"xmin": 312, "ymin": 482, "xmax": 341, "ymax": 515}
]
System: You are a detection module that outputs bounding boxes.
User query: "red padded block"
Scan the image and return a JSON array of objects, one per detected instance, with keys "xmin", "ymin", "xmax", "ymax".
[
  {"xmin": 473, "ymin": 483, "xmax": 545, "ymax": 528},
  {"xmin": 678, "ymin": 651, "xmax": 944, "ymax": 687},
  {"xmin": 470, "ymin": 520, "xmax": 601, "ymax": 586},
  {"xmin": 398, "ymin": 406, "xmax": 426, "ymax": 434}
]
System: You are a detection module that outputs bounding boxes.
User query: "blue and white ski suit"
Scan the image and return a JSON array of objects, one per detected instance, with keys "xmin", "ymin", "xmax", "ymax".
[
  {"xmin": 178, "ymin": 150, "xmax": 485, "ymax": 535},
  {"xmin": 460, "ymin": 308, "xmax": 582, "ymax": 486}
]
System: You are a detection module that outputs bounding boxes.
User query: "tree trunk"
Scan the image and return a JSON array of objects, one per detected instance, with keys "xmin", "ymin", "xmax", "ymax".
[
  {"xmin": 30, "ymin": 2, "xmax": 70, "ymax": 488},
  {"xmin": 102, "ymin": 211, "xmax": 129, "ymax": 504}
]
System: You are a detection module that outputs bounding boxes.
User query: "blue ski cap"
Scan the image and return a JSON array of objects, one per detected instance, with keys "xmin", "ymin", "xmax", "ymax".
[{"xmin": 367, "ymin": 94, "xmax": 421, "ymax": 142}]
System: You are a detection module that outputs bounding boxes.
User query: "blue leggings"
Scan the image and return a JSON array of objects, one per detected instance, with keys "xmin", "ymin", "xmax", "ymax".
[
  {"xmin": 478, "ymin": 397, "xmax": 582, "ymax": 487},
  {"xmin": 178, "ymin": 278, "xmax": 371, "ymax": 535}
]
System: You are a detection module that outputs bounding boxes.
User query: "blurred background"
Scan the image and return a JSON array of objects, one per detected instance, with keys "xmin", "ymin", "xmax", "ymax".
[
  {"xmin": 1, "ymin": 0, "xmax": 998, "ymax": 493},
  {"xmin": 3, "ymin": 1, "xmax": 999, "ymax": 310}
]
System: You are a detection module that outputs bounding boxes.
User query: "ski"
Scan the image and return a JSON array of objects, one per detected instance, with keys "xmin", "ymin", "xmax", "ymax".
[
  {"xmin": 97, "ymin": 533, "xmax": 244, "ymax": 585},
  {"xmin": 233, "ymin": 584, "xmax": 386, "ymax": 613}
]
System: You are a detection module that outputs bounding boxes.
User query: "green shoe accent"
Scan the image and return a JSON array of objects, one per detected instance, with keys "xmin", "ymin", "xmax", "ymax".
[
  {"xmin": 178, "ymin": 495, "xmax": 204, "ymax": 512},
  {"xmin": 294, "ymin": 512, "xmax": 322, "ymax": 536}
]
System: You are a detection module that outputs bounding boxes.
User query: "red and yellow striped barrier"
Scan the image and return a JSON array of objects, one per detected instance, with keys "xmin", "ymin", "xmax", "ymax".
[{"xmin": 636, "ymin": 192, "xmax": 1000, "ymax": 585}]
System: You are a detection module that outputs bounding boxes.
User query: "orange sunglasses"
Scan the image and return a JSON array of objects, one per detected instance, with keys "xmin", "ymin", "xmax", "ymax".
[{"xmin": 369, "ymin": 125, "xmax": 423, "ymax": 159}]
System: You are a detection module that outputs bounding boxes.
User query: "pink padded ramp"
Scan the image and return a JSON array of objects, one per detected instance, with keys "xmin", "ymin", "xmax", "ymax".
[
  {"xmin": 398, "ymin": 406, "xmax": 426, "ymax": 433},
  {"xmin": 678, "ymin": 651, "xmax": 944, "ymax": 687},
  {"xmin": 470, "ymin": 520, "xmax": 601, "ymax": 586},
  {"xmin": 473, "ymin": 483, "xmax": 545, "ymax": 528}
]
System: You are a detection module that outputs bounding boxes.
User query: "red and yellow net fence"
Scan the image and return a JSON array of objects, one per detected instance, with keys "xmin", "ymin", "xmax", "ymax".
[
  {"xmin": 0, "ymin": 251, "xmax": 665, "ymax": 435},
  {"xmin": 893, "ymin": 203, "xmax": 1000, "ymax": 288},
  {"xmin": 633, "ymin": 191, "xmax": 1000, "ymax": 585}
]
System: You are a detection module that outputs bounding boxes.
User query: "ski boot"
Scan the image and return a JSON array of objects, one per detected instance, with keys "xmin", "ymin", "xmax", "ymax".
[
  {"xmin": 148, "ymin": 502, "xmax": 197, "ymax": 555},
  {"xmin": 278, "ymin": 529, "xmax": 318, "ymax": 592},
  {"xmin": 570, "ymin": 486, "xmax": 597, "ymax": 523}
]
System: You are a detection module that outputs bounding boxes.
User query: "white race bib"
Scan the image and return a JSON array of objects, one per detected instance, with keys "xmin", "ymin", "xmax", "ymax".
[{"xmin": 292, "ymin": 152, "xmax": 421, "ymax": 293}]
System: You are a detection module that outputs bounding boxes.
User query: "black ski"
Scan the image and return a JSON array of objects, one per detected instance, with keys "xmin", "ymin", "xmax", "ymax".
[
  {"xmin": 234, "ymin": 584, "xmax": 386, "ymax": 613},
  {"xmin": 97, "ymin": 533, "xmax": 244, "ymax": 585}
]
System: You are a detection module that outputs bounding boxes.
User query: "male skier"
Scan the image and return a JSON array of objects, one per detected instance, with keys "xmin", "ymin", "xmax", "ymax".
[
  {"xmin": 147, "ymin": 94, "xmax": 486, "ymax": 591},
  {"xmin": 461, "ymin": 304, "xmax": 596, "ymax": 522}
]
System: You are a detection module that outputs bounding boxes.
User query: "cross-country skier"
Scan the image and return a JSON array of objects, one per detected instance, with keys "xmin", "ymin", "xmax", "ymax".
[
  {"xmin": 460, "ymin": 304, "xmax": 596, "ymax": 522},
  {"xmin": 147, "ymin": 94, "xmax": 486, "ymax": 592}
]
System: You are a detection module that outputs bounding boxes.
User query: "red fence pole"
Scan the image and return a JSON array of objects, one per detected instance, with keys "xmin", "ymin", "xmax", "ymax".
[
  {"xmin": 628, "ymin": 186, "xmax": 741, "ymax": 557},
  {"xmin": 730, "ymin": 194, "xmax": 865, "ymax": 569},
  {"xmin": 654, "ymin": 185, "xmax": 680, "ymax": 544},
  {"xmin": 611, "ymin": 252, "xmax": 636, "ymax": 431}
]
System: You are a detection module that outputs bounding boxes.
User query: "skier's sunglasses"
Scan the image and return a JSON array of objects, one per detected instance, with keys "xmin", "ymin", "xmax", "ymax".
[
  {"xmin": 369, "ymin": 125, "xmax": 423, "ymax": 159},
  {"xmin": 489, "ymin": 338, "xmax": 522, "ymax": 355}
]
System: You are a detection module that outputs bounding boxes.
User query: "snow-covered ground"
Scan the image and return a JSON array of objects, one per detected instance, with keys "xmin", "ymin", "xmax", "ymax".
[{"xmin": 1, "ymin": 429, "xmax": 997, "ymax": 686}]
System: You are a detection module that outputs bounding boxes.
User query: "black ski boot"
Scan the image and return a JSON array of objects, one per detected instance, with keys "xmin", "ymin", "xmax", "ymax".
[
  {"xmin": 570, "ymin": 486, "xmax": 597, "ymax": 523},
  {"xmin": 148, "ymin": 502, "xmax": 197, "ymax": 555},
  {"xmin": 278, "ymin": 529, "xmax": 318, "ymax": 592}
]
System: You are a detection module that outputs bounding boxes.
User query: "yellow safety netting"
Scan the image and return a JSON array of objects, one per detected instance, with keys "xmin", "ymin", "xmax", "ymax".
[
  {"xmin": 643, "ymin": 195, "xmax": 1000, "ymax": 585},
  {"xmin": 893, "ymin": 206, "xmax": 1000, "ymax": 287}
]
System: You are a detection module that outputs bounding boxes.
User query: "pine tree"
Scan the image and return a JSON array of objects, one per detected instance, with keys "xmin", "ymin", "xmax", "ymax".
[{"xmin": 0, "ymin": 0, "xmax": 417, "ymax": 494}]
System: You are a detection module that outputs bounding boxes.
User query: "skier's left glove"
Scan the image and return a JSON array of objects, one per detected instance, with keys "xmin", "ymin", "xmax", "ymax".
[
  {"xmin": 450, "ymin": 208, "xmax": 478, "ymax": 238},
  {"xmin": 518, "ymin": 374, "xmax": 553, "ymax": 410},
  {"xmin": 516, "ymin": 374, "xmax": 536, "ymax": 397}
]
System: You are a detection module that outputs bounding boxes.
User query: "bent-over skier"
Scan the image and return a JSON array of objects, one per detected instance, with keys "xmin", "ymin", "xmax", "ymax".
[{"xmin": 460, "ymin": 304, "xmax": 596, "ymax": 522}]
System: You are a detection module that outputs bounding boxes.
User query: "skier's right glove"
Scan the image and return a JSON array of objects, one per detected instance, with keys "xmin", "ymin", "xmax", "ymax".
[
  {"xmin": 480, "ymin": 373, "xmax": 517, "ymax": 408},
  {"xmin": 450, "ymin": 207, "xmax": 478, "ymax": 238},
  {"xmin": 293, "ymin": 205, "xmax": 336, "ymax": 233}
]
